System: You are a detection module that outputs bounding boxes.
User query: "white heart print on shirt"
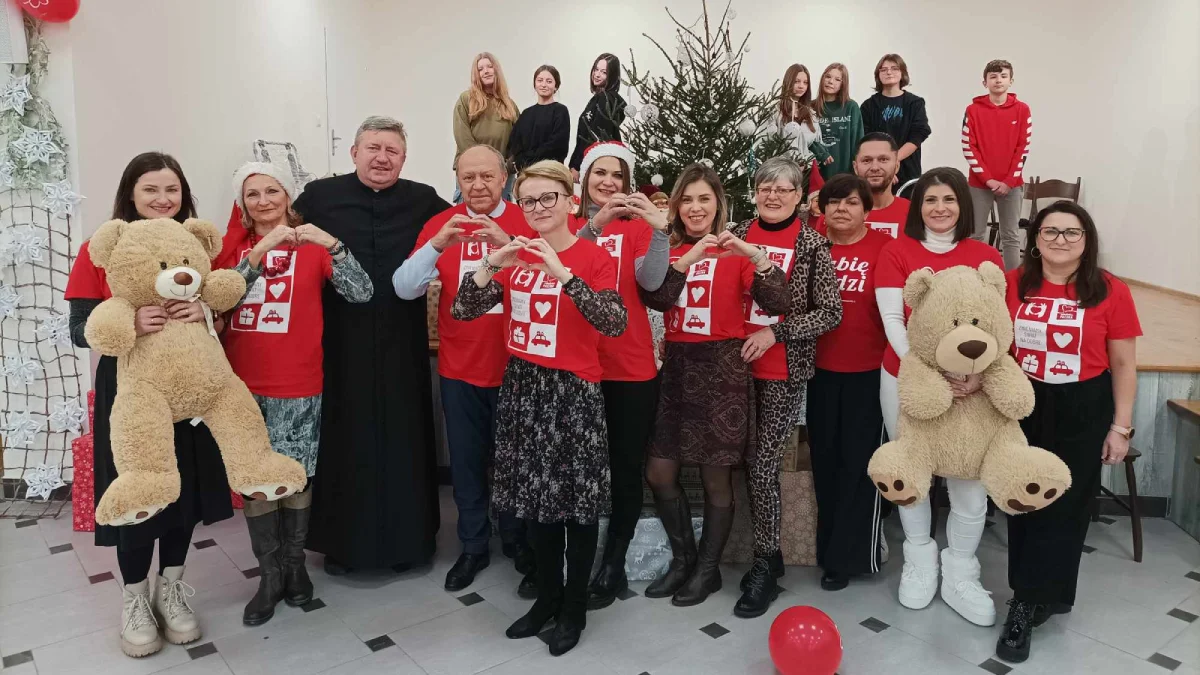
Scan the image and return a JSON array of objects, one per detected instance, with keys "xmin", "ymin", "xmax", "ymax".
[
  {"xmin": 691, "ymin": 286, "xmax": 705, "ymax": 302},
  {"xmin": 268, "ymin": 282, "xmax": 286, "ymax": 299},
  {"xmin": 535, "ymin": 301, "xmax": 552, "ymax": 318},
  {"xmin": 1052, "ymin": 332, "xmax": 1073, "ymax": 349}
]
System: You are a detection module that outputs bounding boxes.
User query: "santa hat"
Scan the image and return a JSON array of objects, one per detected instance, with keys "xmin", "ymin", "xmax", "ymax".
[
  {"xmin": 579, "ymin": 141, "xmax": 636, "ymax": 179},
  {"xmin": 231, "ymin": 161, "xmax": 296, "ymax": 214}
]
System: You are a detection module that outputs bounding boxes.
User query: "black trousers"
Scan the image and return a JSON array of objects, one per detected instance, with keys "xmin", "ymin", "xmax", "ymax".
[
  {"xmin": 1008, "ymin": 371, "xmax": 1112, "ymax": 607},
  {"xmin": 601, "ymin": 377, "xmax": 660, "ymax": 541},
  {"xmin": 116, "ymin": 522, "xmax": 196, "ymax": 585},
  {"xmin": 807, "ymin": 368, "xmax": 884, "ymax": 577},
  {"xmin": 528, "ymin": 520, "xmax": 599, "ymax": 619}
]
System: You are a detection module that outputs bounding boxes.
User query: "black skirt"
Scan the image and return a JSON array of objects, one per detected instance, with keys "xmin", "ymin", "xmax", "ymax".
[{"xmin": 92, "ymin": 355, "xmax": 233, "ymax": 549}]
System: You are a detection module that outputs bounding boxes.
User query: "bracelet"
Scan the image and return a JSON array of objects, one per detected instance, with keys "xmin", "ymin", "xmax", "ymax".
[
  {"xmin": 483, "ymin": 261, "xmax": 504, "ymax": 276},
  {"xmin": 749, "ymin": 247, "xmax": 768, "ymax": 266},
  {"xmin": 327, "ymin": 239, "xmax": 346, "ymax": 257},
  {"xmin": 588, "ymin": 218, "xmax": 602, "ymax": 237}
]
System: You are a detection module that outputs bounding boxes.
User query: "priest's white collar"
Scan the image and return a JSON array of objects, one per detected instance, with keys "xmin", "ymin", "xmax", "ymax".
[{"xmin": 466, "ymin": 201, "xmax": 506, "ymax": 219}]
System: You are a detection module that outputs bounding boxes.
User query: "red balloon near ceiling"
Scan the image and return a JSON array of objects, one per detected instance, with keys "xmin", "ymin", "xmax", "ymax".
[
  {"xmin": 769, "ymin": 606, "xmax": 843, "ymax": 675},
  {"xmin": 18, "ymin": 0, "xmax": 81, "ymax": 23}
]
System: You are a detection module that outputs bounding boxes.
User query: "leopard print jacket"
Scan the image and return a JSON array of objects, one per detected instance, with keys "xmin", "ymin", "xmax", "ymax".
[{"xmin": 732, "ymin": 217, "xmax": 842, "ymax": 384}]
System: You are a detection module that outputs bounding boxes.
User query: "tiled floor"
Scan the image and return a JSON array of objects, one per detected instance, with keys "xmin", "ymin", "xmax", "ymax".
[{"xmin": 1, "ymin": 490, "xmax": 1198, "ymax": 675}]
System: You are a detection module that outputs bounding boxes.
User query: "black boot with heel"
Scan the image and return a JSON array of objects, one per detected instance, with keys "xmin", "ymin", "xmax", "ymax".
[
  {"xmin": 644, "ymin": 493, "xmax": 696, "ymax": 599},
  {"xmin": 671, "ymin": 502, "xmax": 733, "ymax": 607}
]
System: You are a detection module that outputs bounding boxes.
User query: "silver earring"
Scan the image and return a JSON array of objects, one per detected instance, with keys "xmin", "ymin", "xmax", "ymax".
[{"xmin": 1030, "ymin": 247, "xmax": 1042, "ymax": 259}]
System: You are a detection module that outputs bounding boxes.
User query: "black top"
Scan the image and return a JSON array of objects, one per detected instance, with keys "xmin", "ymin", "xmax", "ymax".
[
  {"xmin": 860, "ymin": 91, "xmax": 931, "ymax": 187},
  {"xmin": 292, "ymin": 172, "xmax": 450, "ymax": 569},
  {"xmin": 508, "ymin": 102, "xmax": 571, "ymax": 170},
  {"xmin": 568, "ymin": 91, "xmax": 628, "ymax": 170}
]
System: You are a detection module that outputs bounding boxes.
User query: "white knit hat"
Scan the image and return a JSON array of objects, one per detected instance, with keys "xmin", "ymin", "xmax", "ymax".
[
  {"xmin": 231, "ymin": 161, "xmax": 296, "ymax": 213},
  {"xmin": 579, "ymin": 141, "xmax": 636, "ymax": 178}
]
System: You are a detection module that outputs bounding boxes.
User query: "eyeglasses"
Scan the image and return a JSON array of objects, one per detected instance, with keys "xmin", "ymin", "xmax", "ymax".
[
  {"xmin": 517, "ymin": 192, "xmax": 569, "ymax": 212},
  {"xmin": 1038, "ymin": 227, "xmax": 1084, "ymax": 243},
  {"xmin": 879, "ymin": 66, "xmax": 902, "ymax": 74},
  {"xmin": 756, "ymin": 187, "xmax": 797, "ymax": 197}
]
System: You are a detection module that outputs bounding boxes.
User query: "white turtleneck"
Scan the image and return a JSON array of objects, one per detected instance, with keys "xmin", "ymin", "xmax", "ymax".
[{"xmin": 875, "ymin": 228, "xmax": 961, "ymax": 362}]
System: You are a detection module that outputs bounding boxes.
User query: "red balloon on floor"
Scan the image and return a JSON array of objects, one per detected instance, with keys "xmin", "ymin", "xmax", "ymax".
[
  {"xmin": 769, "ymin": 606, "xmax": 843, "ymax": 675},
  {"xmin": 19, "ymin": 0, "xmax": 81, "ymax": 23}
]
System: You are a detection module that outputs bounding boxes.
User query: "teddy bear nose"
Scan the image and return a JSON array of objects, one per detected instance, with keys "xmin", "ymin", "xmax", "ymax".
[
  {"xmin": 957, "ymin": 340, "xmax": 988, "ymax": 360},
  {"xmin": 173, "ymin": 271, "xmax": 193, "ymax": 286}
]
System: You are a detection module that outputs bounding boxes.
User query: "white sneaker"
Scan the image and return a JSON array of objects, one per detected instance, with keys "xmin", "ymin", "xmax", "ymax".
[
  {"xmin": 120, "ymin": 580, "xmax": 162, "ymax": 658},
  {"xmin": 154, "ymin": 565, "xmax": 202, "ymax": 644},
  {"xmin": 898, "ymin": 539, "xmax": 939, "ymax": 609},
  {"xmin": 940, "ymin": 549, "xmax": 996, "ymax": 626}
]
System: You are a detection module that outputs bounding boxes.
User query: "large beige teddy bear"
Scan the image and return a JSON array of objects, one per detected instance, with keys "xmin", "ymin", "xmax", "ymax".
[
  {"xmin": 85, "ymin": 218, "xmax": 307, "ymax": 526},
  {"xmin": 868, "ymin": 262, "xmax": 1071, "ymax": 515}
]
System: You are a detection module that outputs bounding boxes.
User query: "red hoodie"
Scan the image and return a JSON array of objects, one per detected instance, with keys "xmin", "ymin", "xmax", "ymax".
[{"xmin": 961, "ymin": 93, "xmax": 1032, "ymax": 189}]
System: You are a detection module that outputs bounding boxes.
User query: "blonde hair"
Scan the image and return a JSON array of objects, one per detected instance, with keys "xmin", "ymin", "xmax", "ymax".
[
  {"xmin": 814, "ymin": 62, "xmax": 851, "ymax": 117},
  {"xmin": 514, "ymin": 160, "xmax": 573, "ymax": 199},
  {"xmin": 468, "ymin": 52, "xmax": 519, "ymax": 123}
]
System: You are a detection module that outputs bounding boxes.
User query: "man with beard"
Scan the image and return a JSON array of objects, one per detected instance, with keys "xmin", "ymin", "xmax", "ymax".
[
  {"xmin": 294, "ymin": 116, "xmax": 450, "ymax": 575},
  {"xmin": 813, "ymin": 132, "xmax": 910, "ymax": 240}
]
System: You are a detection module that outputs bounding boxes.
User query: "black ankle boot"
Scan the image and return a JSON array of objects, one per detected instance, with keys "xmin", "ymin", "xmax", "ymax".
[
  {"xmin": 279, "ymin": 491, "xmax": 314, "ymax": 607},
  {"xmin": 586, "ymin": 532, "xmax": 631, "ymax": 610},
  {"xmin": 734, "ymin": 555, "xmax": 781, "ymax": 618},
  {"xmin": 996, "ymin": 599, "xmax": 1042, "ymax": 663},
  {"xmin": 243, "ymin": 504, "xmax": 285, "ymax": 626},
  {"xmin": 506, "ymin": 596, "xmax": 561, "ymax": 639},
  {"xmin": 740, "ymin": 549, "xmax": 783, "ymax": 592},
  {"xmin": 645, "ymin": 494, "xmax": 696, "ymax": 599},
  {"xmin": 672, "ymin": 503, "xmax": 733, "ymax": 607},
  {"xmin": 548, "ymin": 612, "xmax": 584, "ymax": 656}
]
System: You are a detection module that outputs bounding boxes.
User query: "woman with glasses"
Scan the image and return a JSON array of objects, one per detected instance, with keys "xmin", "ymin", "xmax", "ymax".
[
  {"xmin": 861, "ymin": 54, "xmax": 930, "ymax": 187},
  {"xmin": 641, "ymin": 163, "xmax": 788, "ymax": 609},
  {"xmin": 452, "ymin": 160, "xmax": 627, "ymax": 656},
  {"xmin": 571, "ymin": 141, "xmax": 669, "ymax": 610},
  {"xmin": 729, "ymin": 157, "xmax": 842, "ymax": 618},
  {"xmin": 995, "ymin": 202, "xmax": 1140, "ymax": 663}
]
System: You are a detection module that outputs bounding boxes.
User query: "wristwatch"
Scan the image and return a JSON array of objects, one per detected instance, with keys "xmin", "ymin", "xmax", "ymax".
[
  {"xmin": 1110, "ymin": 424, "xmax": 1135, "ymax": 440},
  {"xmin": 327, "ymin": 239, "xmax": 346, "ymax": 257}
]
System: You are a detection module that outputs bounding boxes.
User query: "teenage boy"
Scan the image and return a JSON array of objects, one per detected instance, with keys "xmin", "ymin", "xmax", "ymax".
[{"xmin": 962, "ymin": 59, "xmax": 1032, "ymax": 270}]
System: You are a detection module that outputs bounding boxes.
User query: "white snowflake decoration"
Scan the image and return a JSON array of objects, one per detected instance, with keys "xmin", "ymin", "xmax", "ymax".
[
  {"xmin": 3, "ymin": 346, "xmax": 43, "ymax": 385},
  {"xmin": 11, "ymin": 125, "xmax": 62, "ymax": 166},
  {"xmin": 3, "ymin": 409, "xmax": 41, "ymax": 447},
  {"xmin": 0, "ymin": 74, "xmax": 32, "ymax": 116},
  {"xmin": 40, "ymin": 180, "xmax": 83, "ymax": 218},
  {"xmin": 24, "ymin": 463, "xmax": 66, "ymax": 501},
  {"xmin": 0, "ymin": 282, "xmax": 18, "ymax": 318},
  {"xmin": 48, "ymin": 397, "xmax": 86, "ymax": 434},
  {"xmin": 2, "ymin": 225, "xmax": 47, "ymax": 266},
  {"xmin": 0, "ymin": 160, "xmax": 14, "ymax": 188},
  {"xmin": 36, "ymin": 312, "xmax": 71, "ymax": 350}
]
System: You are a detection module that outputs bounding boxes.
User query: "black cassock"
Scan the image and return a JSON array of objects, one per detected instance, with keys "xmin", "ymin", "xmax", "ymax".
[{"xmin": 293, "ymin": 172, "xmax": 450, "ymax": 569}]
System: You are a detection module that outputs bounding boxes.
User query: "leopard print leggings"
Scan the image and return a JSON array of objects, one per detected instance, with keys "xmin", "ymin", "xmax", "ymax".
[{"xmin": 746, "ymin": 378, "xmax": 804, "ymax": 556}]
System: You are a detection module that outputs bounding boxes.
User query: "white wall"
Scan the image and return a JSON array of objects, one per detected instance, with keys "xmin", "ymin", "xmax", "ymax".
[{"xmin": 68, "ymin": 0, "xmax": 1199, "ymax": 294}]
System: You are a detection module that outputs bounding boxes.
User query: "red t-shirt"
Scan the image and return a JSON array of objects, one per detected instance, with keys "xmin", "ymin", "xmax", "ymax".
[
  {"xmin": 218, "ymin": 240, "xmax": 334, "ymax": 398},
  {"xmin": 494, "ymin": 239, "xmax": 617, "ymax": 383},
  {"xmin": 1006, "ymin": 269, "xmax": 1142, "ymax": 384},
  {"xmin": 577, "ymin": 216, "xmax": 658, "ymax": 382},
  {"xmin": 64, "ymin": 241, "xmax": 113, "ymax": 300},
  {"xmin": 412, "ymin": 203, "xmax": 533, "ymax": 388},
  {"xmin": 877, "ymin": 236, "xmax": 1004, "ymax": 376},
  {"xmin": 665, "ymin": 243, "xmax": 755, "ymax": 343},
  {"xmin": 743, "ymin": 218, "xmax": 802, "ymax": 380},
  {"xmin": 816, "ymin": 228, "xmax": 891, "ymax": 372},
  {"xmin": 812, "ymin": 197, "xmax": 910, "ymax": 240}
]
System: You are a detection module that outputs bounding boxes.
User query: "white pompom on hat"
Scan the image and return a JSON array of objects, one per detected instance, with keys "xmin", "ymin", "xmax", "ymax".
[
  {"xmin": 231, "ymin": 161, "xmax": 296, "ymax": 214},
  {"xmin": 579, "ymin": 141, "xmax": 636, "ymax": 179}
]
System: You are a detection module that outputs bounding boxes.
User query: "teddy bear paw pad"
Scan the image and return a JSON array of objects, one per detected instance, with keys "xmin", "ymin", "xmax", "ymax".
[
  {"xmin": 1005, "ymin": 481, "xmax": 1066, "ymax": 513},
  {"xmin": 239, "ymin": 484, "xmax": 295, "ymax": 502},
  {"xmin": 108, "ymin": 504, "xmax": 167, "ymax": 527},
  {"xmin": 875, "ymin": 477, "xmax": 921, "ymax": 506}
]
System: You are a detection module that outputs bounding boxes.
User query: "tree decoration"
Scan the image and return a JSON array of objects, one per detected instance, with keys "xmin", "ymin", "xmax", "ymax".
[
  {"xmin": 0, "ymin": 75, "xmax": 32, "ymax": 117},
  {"xmin": 0, "ymin": 18, "xmax": 71, "ymax": 189},
  {"xmin": 3, "ymin": 346, "xmax": 43, "ymax": 385},
  {"xmin": 40, "ymin": 179, "xmax": 82, "ymax": 218},
  {"xmin": 1, "ymin": 224, "xmax": 47, "ymax": 265},
  {"xmin": 11, "ymin": 124, "xmax": 61, "ymax": 165},
  {"xmin": 0, "ymin": 282, "xmax": 18, "ymax": 318},
  {"xmin": 3, "ymin": 409, "xmax": 41, "ymax": 447},
  {"xmin": 35, "ymin": 311, "xmax": 70, "ymax": 349},
  {"xmin": 48, "ymin": 397, "xmax": 85, "ymax": 434},
  {"xmin": 23, "ymin": 463, "xmax": 65, "ymax": 500}
]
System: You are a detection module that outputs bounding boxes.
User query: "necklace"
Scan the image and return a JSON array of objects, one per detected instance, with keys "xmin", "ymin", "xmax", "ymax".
[{"xmin": 249, "ymin": 230, "xmax": 294, "ymax": 278}]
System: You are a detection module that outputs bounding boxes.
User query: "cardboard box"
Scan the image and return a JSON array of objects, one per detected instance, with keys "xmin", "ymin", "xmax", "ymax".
[{"xmin": 723, "ymin": 468, "xmax": 817, "ymax": 566}]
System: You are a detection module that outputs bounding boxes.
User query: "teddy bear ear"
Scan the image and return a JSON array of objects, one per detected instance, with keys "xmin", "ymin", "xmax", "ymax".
[
  {"xmin": 977, "ymin": 261, "xmax": 1006, "ymax": 296},
  {"xmin": 182, "ymin": 218, "xmax": 222, "ymax": 260},
  {"xmin": 87, "ymin": 220, "xmax": 127, "ymax": 269},
  {"xmin": 902, "ymin": 268, "xmax": 936, "ymax": 309}
]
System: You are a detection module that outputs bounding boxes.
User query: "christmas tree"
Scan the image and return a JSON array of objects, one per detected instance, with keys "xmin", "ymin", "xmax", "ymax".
[{"xmin": 622, "ymin": 0, "xmax": 794, "ymax": 221}]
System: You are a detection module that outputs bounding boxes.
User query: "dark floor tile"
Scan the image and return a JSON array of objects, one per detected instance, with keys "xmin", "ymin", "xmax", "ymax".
[
  {"xmin": 49, "ymin": 543, "xmax": 73, "ymax": 554},
  {"xmin": 617, "ymin": 587, "xmax": 638, "ymax": 601},
  {"xmin": 193, "ymin": 538, "xmax": 218, "ymax": 550},
  {"xmin": 457, "ymin": 592, "xmax": 484, "ymax": 607},
  {"xmin": 860, "ymin": 617, "xmax": 889, "ymax": 633},
  {"xmin": 88, "ymin": 571, "xmax": 114, "ymax": 584},
  {"xmin": 187, "ymin": 642, "xmax": 218, "ymax": 660},
  {"xmin": 15, "ymin": 519, "xmax": 37, "ymax": 529},
  {"xmin": 1, "ymin": 651, "xmax": 33, "ymax": 668},
  {"xmin": 1099, "ymin": 517, "xmax": 1116, "ymax": 525},
  {"xmin": 1147, "ymin": 652, "xmax": 1181, "ymax": 671},
  {"xmin": 242, "ymin": 566, "xmax": 261, "ymax": 579},
  {"xmin": 1167, "ymin": 608, "xmax": 1198, "ymax": 623},
  {"xmin": 1186, "ymin": 571, "xmax": 1200, "ymax": 583},
  {"xmin": 700, "ymin": 622, "xmax": 730, "ymax": 639},
  {"xmin": 1081, "ymin": 544, "xmax": 1097, "ymax": 554},
  {"xmin": 978, "ymin": 658, "xmax": 1012, "ymax": 674},
  {"xmin": 301, "ymin": 598, "xmax": 326, "ymax": 612},
  {"xmin": 364, "ymin": 635, "xmax": 395, "ymax": 652}
]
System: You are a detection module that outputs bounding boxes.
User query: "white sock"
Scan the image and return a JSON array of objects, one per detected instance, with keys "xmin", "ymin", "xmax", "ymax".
[
  {"xmin": 945, "ymin": 478, "xmax": 988, "ymax": 559},
  {"xmin": 898, "ymin": 499, "xmax": 932, "ymax": 547}
]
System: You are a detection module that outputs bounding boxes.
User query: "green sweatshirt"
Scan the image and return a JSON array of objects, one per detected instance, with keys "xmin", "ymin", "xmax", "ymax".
[
  {"xmin": 452, "ymin": 91, "xmax": 515, "ymax": 163},
  {"xmin": 816, "ymin": 99, "xmax": 864, "ymax": 180}
]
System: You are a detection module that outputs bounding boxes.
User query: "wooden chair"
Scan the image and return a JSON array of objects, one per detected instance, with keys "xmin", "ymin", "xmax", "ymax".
[
  {"xmin": 985, "ymin": 177, "xmax": 1039, "ymax": 248},
  {"xmin": 1090, "ymin": 447, "xmax": 1143, "ymax": 563}
]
